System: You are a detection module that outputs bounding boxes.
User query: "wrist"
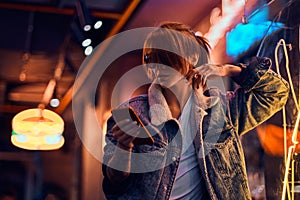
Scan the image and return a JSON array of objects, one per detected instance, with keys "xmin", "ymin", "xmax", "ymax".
[
  {"xmin": 223, "ymin": 64, "xmax": 243, "ymax": 77},
  {"xmin": 217, "ymin": 64, "xmax": 225, "ymax": 76}
]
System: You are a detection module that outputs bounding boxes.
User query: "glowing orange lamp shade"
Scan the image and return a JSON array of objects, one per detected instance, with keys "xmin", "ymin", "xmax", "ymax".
[{"xmin": 11, "ymin": 108, "xmax": 64, "ymax": 150}]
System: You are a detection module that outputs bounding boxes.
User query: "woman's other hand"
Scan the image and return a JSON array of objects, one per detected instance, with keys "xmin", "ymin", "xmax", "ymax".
[{"xmin": 112, "ymin": 119, "xmax": 140, "ymax": 151}]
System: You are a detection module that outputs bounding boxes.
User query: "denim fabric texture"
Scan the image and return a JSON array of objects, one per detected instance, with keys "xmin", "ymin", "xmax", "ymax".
[{"xmin": 102, "ymin": 57, "xmax": 289, "ymax": 200}]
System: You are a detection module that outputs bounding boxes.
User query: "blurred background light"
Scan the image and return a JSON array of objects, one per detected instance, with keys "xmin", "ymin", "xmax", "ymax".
[{"xmin": 94, "ymin": 20, "xmax": 103, "ymax": 29}]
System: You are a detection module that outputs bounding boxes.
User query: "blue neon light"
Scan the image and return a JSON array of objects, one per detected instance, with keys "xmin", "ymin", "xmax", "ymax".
[{"xmin": 226, "ymin": 5, "xmax": 284, "ymax": 57}]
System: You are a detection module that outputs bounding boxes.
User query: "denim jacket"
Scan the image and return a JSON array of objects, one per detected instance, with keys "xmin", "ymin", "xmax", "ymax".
[{"xmin": 102, "ymin": 57, "xmax": 289, "ymax": 200}]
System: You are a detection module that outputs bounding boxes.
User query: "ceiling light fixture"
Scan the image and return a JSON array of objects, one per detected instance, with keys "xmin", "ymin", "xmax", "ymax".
[
  {"xmin": 94, "ymin": 20, "xmax": 103, "ymax": 29},
  {"xmin": 75, "ymin": 0, "xmax": 93, "ymax": 32},
  {"xmin": 81, "ymin": 38, "xmax": 92, "ymax": 47},
  {"xmin": 84, "ymin": 46, "xmax": 93, "ymax": 56},
  {"xmin": 50, "ymin": 97, "xmax": 60, "ymax": 108},
  {"xmin": 50, "ymin": 87, "xmax": 60, "ymax": 108},
  {"xmin": 11, "ymin": 108, "xmax": 64, "ymax": 150}
]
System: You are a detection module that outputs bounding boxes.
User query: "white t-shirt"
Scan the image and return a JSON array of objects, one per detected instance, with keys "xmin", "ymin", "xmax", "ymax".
[{"xmin": 169, "ymin": 95, "xmax": 204, "ymax": 200}]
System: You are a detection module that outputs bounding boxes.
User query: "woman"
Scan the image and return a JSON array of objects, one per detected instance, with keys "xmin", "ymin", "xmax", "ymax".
[{"xmin": 102, "ymin": 22, "xmax": 289, "ymax": 199}]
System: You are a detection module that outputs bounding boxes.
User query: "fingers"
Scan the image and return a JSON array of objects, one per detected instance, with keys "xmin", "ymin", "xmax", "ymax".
[
  {"xmin": 201, "ymin": 73, "xmax": 208, "ymax": 86},
  {"xmin": 113, "ymin": 119, "xmax": 140, "ymax": 138},
  {"xmin": 186, "ymin": 69, "xmax": 197, "ymax": 84},
  {"xmin": 115, "ymin": 130, "xmax": 135, "ymax": 149},
  {"xmin": 112, "ymin": 119, "xmax": 141, "ymax": 148},
  {"xmin": 186, "ymin": 64, "xmax": 222, "ymax": 89},
  {"xmin": 193, "ymin": 74, "xmax": 202, "ymax": 89},
  {"xmin": 185, "ymin": 69, "xmax": 204, "ymax": 89}
]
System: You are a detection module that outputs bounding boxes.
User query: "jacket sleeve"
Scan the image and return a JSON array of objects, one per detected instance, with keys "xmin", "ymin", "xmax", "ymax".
[
  {"xmin": 228, "ymin": 57, "xmax": 289, "ymax": 136},
  {"xmin": 102, "ymin": 116, "xmax": 135, "ymax": 197}
]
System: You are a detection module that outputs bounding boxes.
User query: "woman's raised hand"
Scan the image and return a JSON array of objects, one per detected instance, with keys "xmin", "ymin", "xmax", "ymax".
[{"xmin": 185, "ymin": 63, "xmax": 224, "ymax": 89}]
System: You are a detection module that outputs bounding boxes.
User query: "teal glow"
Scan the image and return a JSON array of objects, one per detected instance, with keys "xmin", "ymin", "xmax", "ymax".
[
  {"xmin": 45, "ymin": 134, "xmax": 62, "ymax": 144},
  {"xmin": 226, "ymin": 5, "xmax": 284, "ymax": 57},
  {"xmin": 14, "ymin": 133, "xmax": 27, "ymax": 143}
]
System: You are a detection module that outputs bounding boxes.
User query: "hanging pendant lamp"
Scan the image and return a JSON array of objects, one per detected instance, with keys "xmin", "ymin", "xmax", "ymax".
[
  {"xmin": 11, "ymin": 14, "xmax": 67, "ymax": 150},
  {"xmin": 11, "ymin": 108, "xmax": 64, "ymax": 150}
]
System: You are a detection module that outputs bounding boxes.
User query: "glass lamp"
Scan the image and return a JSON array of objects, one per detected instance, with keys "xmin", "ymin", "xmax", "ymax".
[{"xmin": 11, "ymin": 108, "xmax": 64, "ymax": 150}]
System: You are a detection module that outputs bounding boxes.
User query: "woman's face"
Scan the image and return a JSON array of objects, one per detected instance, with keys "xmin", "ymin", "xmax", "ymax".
[
  {"xmin": 151, "ymin": 64, "xmax": 185, "ymax": 88},
  {"xmin": 144, "ymin": 52, "xmax": 187, "ymax": 88}
]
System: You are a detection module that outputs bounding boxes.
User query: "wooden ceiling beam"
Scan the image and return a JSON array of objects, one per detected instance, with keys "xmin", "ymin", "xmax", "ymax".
[
  {"xmin": 106, "ymin": 0, "xmax": 141, "ymax": 37},
  {"xmin": 0, "ymin": 2, "xmax": 121, "ymax": 20}
]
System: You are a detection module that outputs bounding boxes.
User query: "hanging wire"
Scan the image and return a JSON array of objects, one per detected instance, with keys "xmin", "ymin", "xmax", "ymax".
[
  {"xmin": 256, "ymin": 15, "xmax": 280, "ymax": 57},
  {"xmin": 247, "ymin": 0, "xmax": 276, "ymax": 22},
  {"xmin": 255, "ymin": 0, "xmax": 297, "ymax": 57},
  {"xmin": 247, "ymin": 0, "xmax": 295, "ymax": 23},
  {"xmin": 20, "ymin": 11, "xmax": 35, "ymax": 81}
]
